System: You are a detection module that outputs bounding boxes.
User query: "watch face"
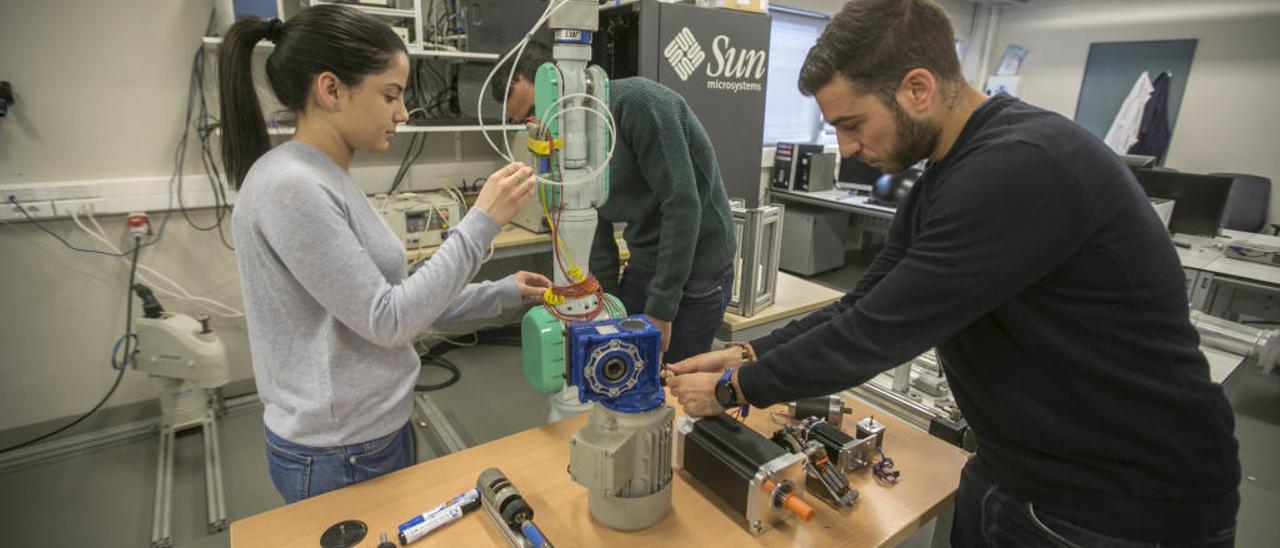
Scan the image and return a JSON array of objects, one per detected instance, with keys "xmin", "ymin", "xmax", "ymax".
[{"xmin": 714, "ymin": 381, "xmax": 733, "ymax": 407}]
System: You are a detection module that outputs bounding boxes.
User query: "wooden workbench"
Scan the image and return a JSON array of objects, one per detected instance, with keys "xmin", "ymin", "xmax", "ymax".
[
  {"xmin": 719, "ymin": 273, "xmax": 845, "ymax": 342},
  {"xmin": 230, "ymin": 395, "xmax": 969, "ymax": 547},
  {"xmin": 405, "ymin": 225, "xmax": 552, "ymax": 263}
]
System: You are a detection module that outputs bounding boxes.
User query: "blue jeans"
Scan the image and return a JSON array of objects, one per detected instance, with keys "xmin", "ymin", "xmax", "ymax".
[
  {"xmin": 952, "ymin": 459, "xmax": 1236, "ymax": 547},
  {"xmin": 620, "ymin": 265, "xmax": 734, "ymax": 364},
  {"xmin": 264, "ymin": 422, "xmax": 414, "ymax": 504}
]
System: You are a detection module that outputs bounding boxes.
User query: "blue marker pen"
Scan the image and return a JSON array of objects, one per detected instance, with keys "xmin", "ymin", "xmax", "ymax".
[{"xmin": 397, "ymin": 488, "xmax": 481, "ymax": 545}]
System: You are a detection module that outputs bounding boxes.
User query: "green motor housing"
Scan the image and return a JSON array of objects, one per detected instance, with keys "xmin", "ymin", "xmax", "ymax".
[{"xmin": 521, "ymin": 294, "xmax": 626, "ymax": 394}]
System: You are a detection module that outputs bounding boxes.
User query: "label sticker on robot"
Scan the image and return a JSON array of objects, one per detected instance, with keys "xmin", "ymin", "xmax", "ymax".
[{"xmin": 595, "ymin": 325, "xmax": 619, "ymax": 335}]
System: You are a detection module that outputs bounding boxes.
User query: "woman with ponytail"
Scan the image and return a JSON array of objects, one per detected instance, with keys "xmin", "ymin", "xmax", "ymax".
[{"xmin": 219, "ymin": 4, "xmax": 548, "ymax": 503}]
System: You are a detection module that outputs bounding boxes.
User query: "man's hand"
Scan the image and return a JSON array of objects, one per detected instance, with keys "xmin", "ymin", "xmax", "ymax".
[
  {"xmin": 647, "ymin": 315, "xmax": 672, "ymax": 352},
  {"xmin": 667, "ymin": 371, "xmax": 725, "ymax": 417},
  {"xmin": 667, "ymin": 347, "xmax": 740, "ymax": 376},
  {"xmin": 513, "ymin": 271, "xmax": 553, "ymax": 304}
]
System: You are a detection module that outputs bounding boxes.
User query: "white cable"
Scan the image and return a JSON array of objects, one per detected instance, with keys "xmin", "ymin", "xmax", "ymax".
[
  {"xmin": 82, "ymin": 215, "xmax": 243, "ymax": 318},
  {"xmin": 543, "ymin": 92, "xmax": 617, "ymax": 133},
  {"xmin": 451, "ymin": 186, "xmax": 468, "ymax": 215},
  {"xmin": 528, "ymin": 91, "xmax": 619, "ymax": 186},
  {"xmin": 473, "ymin": 0, "xmax": 622, "ymax": 189},
  {"xmin": 438, "ymin": 187, "xmax": 467, "ymax": 217},
  {"xmin": 0, "ymin": 215, "xmax": 124, "ymax": 290},
  {"xmin": 530, "ymin": 105, "xmax": 618, "ymax": 187},
  {"xmin": 416, "ymin": 319, "xmax": 515, "ymax": 348},
  {"xmin": 435, "ymin": 333, "xmax": 479, "ymax": 347},
  {"xmin": 75, "ymin": 211, "xmax": 187, "ymax": 295},
  {"xmin": 477, "ymin": 0, "xmax": 571, "ymax": 159},
  {"xmin": 76, "ymin": 208, "xmax": 245, "ymax": 318},
  {"xmin": 499, "ymin": 36, "xmax": 535, "ymax": 162}
]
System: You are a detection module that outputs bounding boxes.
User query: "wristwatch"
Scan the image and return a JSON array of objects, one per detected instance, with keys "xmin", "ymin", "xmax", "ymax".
[{"xmin": 714, "ymin": 368, "xmax": 740, "ymax": 408}]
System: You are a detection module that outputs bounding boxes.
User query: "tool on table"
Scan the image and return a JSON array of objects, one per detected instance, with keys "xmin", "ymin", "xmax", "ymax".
[
  {"xmin": 478, "ymin": 468, "xmax": 555, "ymax": 548},
  {"xmin": 771, "ymin": 428, "xmax": 857, "ymax": 509},
  {"xmin": 397, "ymin": 488, "xmax": 481, "ymax": 545},
  {"xmin": 786, "ymin": 395, "xmax": 853, "ymax": 428},
  {"xmin": 319, "ymin": 519, "xmax": 366, "ymax": 548},
  {"xmin": 376, "ymin": 532, "xmax": 395, "ymax": 548}
]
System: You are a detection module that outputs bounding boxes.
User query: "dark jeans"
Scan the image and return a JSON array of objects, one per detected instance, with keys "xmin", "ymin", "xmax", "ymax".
[
  {"xmin": 264, "ymin": 422, "xmax": 414, "ymax": 504},
  {"xmin": 620, "ymin": 265, "xmax": 734, "ymax": 363},
  {"xmin": 952, "ymin": 459, "xmax": 1236, "ymax": 548}
]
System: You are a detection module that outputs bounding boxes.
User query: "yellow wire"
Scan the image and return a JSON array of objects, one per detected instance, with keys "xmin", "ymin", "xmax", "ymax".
[
  {"xmin": 539, "ymin": 168, "xmax": 582, "ymax": 276},
  {"xmin": 536, "ymin": 128, "xmax": 592, "ymax": 313}
]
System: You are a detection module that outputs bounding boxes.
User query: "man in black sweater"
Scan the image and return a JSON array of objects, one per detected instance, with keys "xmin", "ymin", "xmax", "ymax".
[{"xmin": 667, "ymin": 0, "xmax": 1239, "ymax": 545}]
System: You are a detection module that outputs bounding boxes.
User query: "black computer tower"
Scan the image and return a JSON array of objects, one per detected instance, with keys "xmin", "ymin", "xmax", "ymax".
[
  {"xmin": 464, "ymin": 0, "xmax": 553, "ymax": 54},
  {"xmin": 771, "ymin": 142, "xmax": 824, "ymax": 192},
  {"xmin": 595, "ymin": 1, "xmax": 772, "ymax": 207}
]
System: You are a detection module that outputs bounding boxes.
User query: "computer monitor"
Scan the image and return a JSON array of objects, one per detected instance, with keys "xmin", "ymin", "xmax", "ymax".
[
  {"xmin": 836, "ymin": 155, "xmax": 882, "ymax": 192},
  {"xmin": 1133, "ymin": 169, "xmax": 1233, "ymax": 237}
]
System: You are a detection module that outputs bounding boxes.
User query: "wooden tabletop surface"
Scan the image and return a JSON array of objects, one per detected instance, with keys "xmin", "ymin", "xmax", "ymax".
[
  {"xmin": 231, "ymin": 394, "xmax": 969, "ymax": 548},
  {"xmin": 723, "ymin": 273, "xmax": 845, "ymax": 331},
  {"xmin": 406, "ymin": 225, "xmax": 552, "ymax": 263}
]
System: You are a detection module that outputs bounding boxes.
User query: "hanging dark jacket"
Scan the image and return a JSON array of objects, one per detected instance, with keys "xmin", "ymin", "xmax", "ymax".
[{"xmin": 1130, "ymin": 71, "xmax": 1173, "ymax": 161}]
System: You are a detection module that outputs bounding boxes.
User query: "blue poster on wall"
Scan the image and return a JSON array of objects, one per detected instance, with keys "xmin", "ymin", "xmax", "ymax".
[{"xmin": 1073, "ymin": 39, "xmax": 1197, "ymax": 165}]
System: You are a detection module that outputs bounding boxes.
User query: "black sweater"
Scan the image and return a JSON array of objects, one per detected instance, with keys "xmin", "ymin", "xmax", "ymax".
[{"xmin": 739, "ymin": 95, "xmax": 1239, "ymax": 541}]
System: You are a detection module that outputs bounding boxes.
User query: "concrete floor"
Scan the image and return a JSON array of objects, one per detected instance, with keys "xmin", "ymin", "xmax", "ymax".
[
  {"xmin": 0, "ymin": 344, "xmax": 549, "ymax": 548},
  {"xmin": 1, "ymin": 259, "xmax": 1277, "ymax": 546}
]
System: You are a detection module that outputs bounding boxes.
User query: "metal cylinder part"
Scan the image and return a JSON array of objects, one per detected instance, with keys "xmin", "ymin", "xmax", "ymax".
[
  {"xmin": 890, "ymin": 363, "xmax": 912, "ymax": 394},
  {"xmin": 1190, "ymin": 310, "xmax": 1280, "ymax": 373},
  {"xmin": 477, "ymin": 467, "xmax": 531, "ymax": 528},
  {"xmin": 569, "ymin": 405, "xmax": 674, "ymax": 530},
  {"xmin": 787, "ymin": 395, "xmax": 850, "ymax": 428}
]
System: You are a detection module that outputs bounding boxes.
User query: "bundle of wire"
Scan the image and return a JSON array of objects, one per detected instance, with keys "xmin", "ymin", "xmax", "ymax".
[
  {"xmin": 871, "ymin": 447, "xmax": 900, "ymax": 484},
  {"xmin": 526, "ymin": 115, "xmax": 624, "ymax": 323}
]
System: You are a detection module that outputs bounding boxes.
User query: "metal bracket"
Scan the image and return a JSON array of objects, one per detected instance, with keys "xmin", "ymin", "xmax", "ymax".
[
  {"xmin": 414, "ymin": 394, "xmax": 468, "ymax": 455},
  {"xmin": 151, "ymin": 407, "xmax": 226, "ymax": 548}
]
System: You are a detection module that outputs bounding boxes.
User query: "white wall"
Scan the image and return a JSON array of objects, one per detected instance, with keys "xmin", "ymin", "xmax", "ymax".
[
  {"xmin": 760, "ymin": 0, "xmax": 984, "ymax": 201},
  {"xmin": 0, "ymin": 0, "xmax": 516, "ymax": 431},
  {"xmin": 990, "ymin": 0, "xmax": 1280, "ymax": 223},
  {"xmin": 776, "ymin": 0, "xmax": 977, "ymax": 39}
]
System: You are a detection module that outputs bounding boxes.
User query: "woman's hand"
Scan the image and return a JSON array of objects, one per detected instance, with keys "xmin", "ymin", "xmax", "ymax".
[
  {"xmin": 473, "ymin": 162, "xmax": 536, "ymax": 225},
  {"xmin": 514, "ymin": 271, "xmax": 553, "ymax": 304}
]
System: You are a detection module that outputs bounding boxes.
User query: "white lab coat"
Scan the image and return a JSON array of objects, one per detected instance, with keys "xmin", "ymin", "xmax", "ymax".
[{"xmin": 1104, "ymin": 71, "xmax": 1155, "ymax": 155}]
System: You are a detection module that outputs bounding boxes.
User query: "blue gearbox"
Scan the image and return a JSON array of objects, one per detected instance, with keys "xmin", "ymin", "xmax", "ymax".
[{"xmin": 567, "ymin": 315, "xmax": 665, "ymax": 413}]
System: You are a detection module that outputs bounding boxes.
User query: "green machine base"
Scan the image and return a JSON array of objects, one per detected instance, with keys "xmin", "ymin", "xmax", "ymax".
[{"xmin": 522, "ymin": 294, "xmax": 626, "ymax": 394}]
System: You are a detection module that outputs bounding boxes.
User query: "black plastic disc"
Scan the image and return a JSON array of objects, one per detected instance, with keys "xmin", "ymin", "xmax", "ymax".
[{"xmin": 320, "ymin": 519, "xmax": 367, "ymax": 548}]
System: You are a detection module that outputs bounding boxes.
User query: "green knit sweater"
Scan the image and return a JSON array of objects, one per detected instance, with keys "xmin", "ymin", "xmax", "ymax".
[{"xmin": 590, "ymin": 77, "xmax": 736, "ymax": 321}]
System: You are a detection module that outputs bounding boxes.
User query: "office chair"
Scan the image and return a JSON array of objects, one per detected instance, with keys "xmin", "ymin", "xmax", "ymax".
[{"xmin": 1211, "ymin": 172, "xmax": 1274, "ymax": 234}]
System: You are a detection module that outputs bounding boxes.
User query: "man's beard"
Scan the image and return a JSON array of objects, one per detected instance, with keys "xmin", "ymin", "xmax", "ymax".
[{"xmin": 882, "ymin": 96, "xmax": 940, "ymax": 174}]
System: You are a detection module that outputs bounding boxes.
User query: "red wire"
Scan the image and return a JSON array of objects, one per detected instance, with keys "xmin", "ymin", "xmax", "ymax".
[
  {"xmin": 526, "ymin": 116, "xmax": 610, "ymax": 324},
  {"xmin": 529, "ymin": 115, "xmax": 572, "ymax": 278}
]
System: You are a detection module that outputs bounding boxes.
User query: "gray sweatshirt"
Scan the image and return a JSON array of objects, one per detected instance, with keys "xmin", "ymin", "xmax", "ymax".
[{"xmin": 233, "ymin": 141, "xmax": 520, "ymax": 447}]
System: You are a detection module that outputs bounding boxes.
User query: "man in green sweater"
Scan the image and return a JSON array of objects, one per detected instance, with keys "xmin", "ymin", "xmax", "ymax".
[{"xmin": 494, "ymin": 41, "xmax": 736, "ymax": 362}]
